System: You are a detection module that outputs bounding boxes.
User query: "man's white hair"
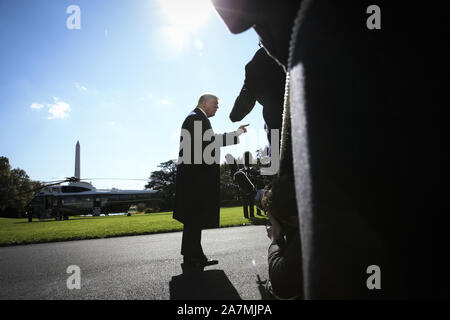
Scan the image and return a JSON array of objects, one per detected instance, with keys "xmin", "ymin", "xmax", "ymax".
[{"xmin": 197, "ymin": 93, "xmax": 219, "ymax": 107}]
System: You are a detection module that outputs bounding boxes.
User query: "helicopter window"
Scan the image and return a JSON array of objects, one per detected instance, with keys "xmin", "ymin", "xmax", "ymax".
[{"xmin": 61, "ymin": 186, "xmax": 90, "ymax": 193}]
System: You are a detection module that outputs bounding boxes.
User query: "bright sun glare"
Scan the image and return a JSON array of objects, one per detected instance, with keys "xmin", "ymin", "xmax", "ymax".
[{"xmin": 157, "ymin": 0, "xmax": 214, "ymax": 52}]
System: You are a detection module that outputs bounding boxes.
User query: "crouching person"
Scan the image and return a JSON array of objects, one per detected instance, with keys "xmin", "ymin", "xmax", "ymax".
[{"xmin": 263, "ymin": 176, "xmax": 303, "ymax": 300}]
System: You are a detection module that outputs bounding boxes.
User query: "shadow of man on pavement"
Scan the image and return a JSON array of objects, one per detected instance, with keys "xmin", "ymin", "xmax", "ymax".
[{"xmin": 170, "ymin": 268, "xmax": 241, "ymax": 300}]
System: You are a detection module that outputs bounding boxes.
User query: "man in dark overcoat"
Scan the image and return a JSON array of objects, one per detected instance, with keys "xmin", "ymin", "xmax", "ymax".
[{"xmin": 174, "ymin": 93, "xmax": 249, "ymax": 268}]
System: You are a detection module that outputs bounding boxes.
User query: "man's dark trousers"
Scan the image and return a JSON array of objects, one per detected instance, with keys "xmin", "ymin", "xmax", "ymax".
[
  {"xmin": 181, "ymin": 223, "xmax": 204, "ymax": 259},
  {"xmin": 242, "ymin": 196, "xmax": 255, "ymax": 219}
]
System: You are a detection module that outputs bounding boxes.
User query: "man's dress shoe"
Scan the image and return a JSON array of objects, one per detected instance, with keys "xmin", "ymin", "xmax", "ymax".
[
  {"xmin": 201, "ymin": 259, "xmax": 219, "ymax": 266},
  {"xmin": 182, "ymin": 256, "xmax": 219, "ymax": 270}
]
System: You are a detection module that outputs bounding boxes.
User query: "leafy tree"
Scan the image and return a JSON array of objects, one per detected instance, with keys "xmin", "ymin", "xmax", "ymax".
[
  {"xmin": 145, "ymin": 160, "xmax": 177, "ymax": 211},
  {"xmin": 220, "ymin": 163, "xmax": 240, "ymax": 206},
  {"xmin": 0, "ymin": 156, "xmax": 39, "ymax": 217},
  {"xmin": 0, "ymin": 157, "xmax": 12, "ymax": 213}
]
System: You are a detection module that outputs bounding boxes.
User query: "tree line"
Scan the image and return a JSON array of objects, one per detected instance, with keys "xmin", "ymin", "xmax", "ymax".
[{"xmin": 0, "ymin": 156, "xmax": 41, "ymax": 218}]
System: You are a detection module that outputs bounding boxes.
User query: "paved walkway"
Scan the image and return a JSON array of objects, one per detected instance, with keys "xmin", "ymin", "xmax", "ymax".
[{"xmin": 0, "ymin": 225, "xmax": 271, "ymax": 300}]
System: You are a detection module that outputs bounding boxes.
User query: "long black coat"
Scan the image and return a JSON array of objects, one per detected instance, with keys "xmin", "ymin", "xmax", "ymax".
[
  {"xmin": 173, "ymin": 108, "xmax": 239, "ymax": 229},
  {"xmin": 212, "ymin": 0, "xmax": 446, "ymax": 299}
]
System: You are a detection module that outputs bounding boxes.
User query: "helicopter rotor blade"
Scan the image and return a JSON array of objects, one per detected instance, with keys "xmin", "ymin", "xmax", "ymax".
[
  {"xmin": 6, "ymin": 175, "xmax": 152, "ymax": 203},
  {"xmin": 34, "ymin": 177, "xmax": 150, "ymax": 184},
  {"xmin": 79, "ymin": 178, "xmax": 150, "ymax": 181},
  {"xmin": 13, "ymin": 179, "xmax": 67, "ymax": 198}
]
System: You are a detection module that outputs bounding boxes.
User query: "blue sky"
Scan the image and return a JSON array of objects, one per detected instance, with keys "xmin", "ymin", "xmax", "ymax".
[{"xmin": 0, "ymin": 0, "xmax": 268, "ymax": 190}]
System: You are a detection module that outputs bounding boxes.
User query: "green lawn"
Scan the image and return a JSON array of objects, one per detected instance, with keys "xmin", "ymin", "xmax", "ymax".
[{"xmin": 0, "ymin": 207, "xmax": 267, "ymax": 247}]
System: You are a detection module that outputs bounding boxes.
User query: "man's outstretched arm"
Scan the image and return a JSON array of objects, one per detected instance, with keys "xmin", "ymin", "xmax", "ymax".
[{"xmin": 217, "ymin": 124, "xmax": 249, "ymax": 146}]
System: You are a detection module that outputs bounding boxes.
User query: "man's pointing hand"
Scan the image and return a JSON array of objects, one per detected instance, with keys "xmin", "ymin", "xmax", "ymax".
[{"xmin": 238, "ymin": 124, "xmax": 250, "ymax": 134}]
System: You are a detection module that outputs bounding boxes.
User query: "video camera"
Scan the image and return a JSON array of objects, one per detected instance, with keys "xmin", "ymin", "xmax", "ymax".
[{"xmin": 225, "ymin": 153, "xmax": 267, "ymax": 211}]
